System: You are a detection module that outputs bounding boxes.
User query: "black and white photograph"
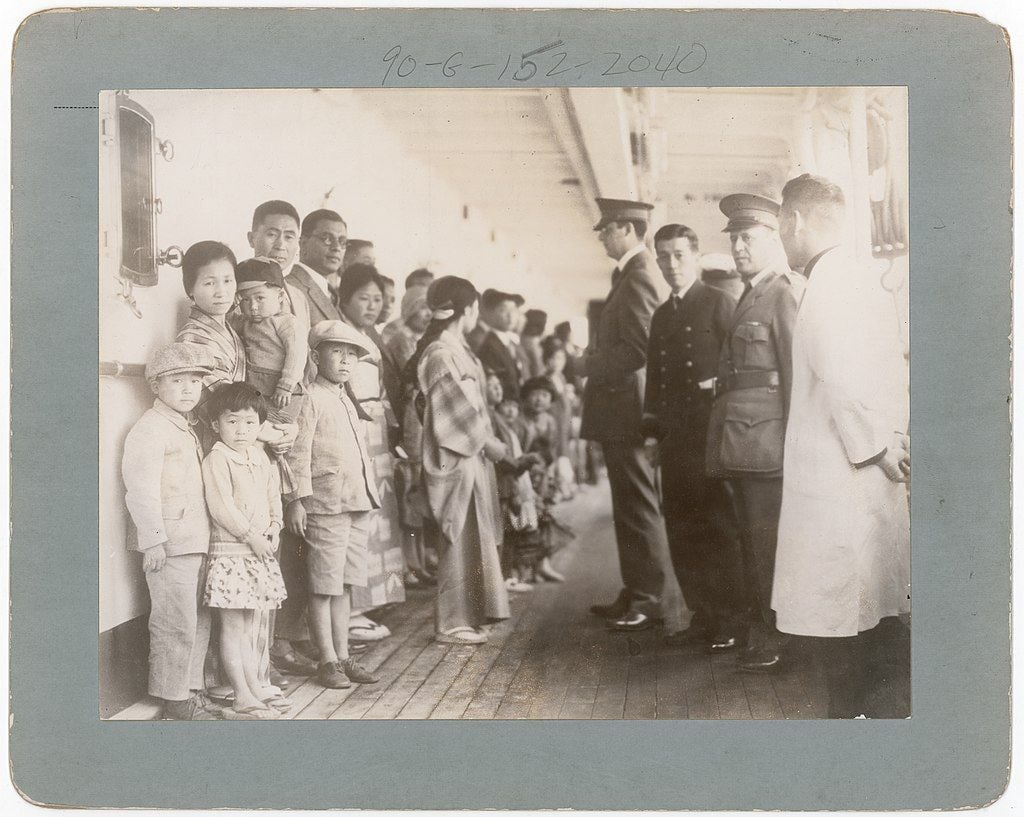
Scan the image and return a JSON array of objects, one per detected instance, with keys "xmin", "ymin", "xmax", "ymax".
[{"xmin": 99, "ymin": 84, "xmax": 910, "ymax": 722}]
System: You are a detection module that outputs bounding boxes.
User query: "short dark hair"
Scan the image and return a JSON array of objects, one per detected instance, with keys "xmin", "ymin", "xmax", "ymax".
[
  {"xmin": 653, "ymin": 223, "xmax": 699, "ymax": 251},
  {"xmin": 182, "ymin": 241, "xmax": 236, "ymax": 295},
  {"xmin": 207, "ymin": 381, "xmax": 268, "ymax": 425},
  {"xmin": 481, "ymin": 289, "xmax": 523, "ymax": 311},
  {"xmin": 301, "ymin": 208, "xmax": 346, "ymax": 237},
  {"xmin": 378, "ymin": 274, "xmax": 395, "ymax": 288},
  {"xmin": 336, "ymin": 263, "xmax": 384, "ymax": 306},
  {"xmin": 405, "ymin": 268, "xmax": 435, "ymax": 289},
  {"xmin": 251, "ymin": 200, "xmax": 300, "ymax": 232},
  {"xmin": 781, "ymin": 174, "xmax": 846, "ymax": 219},
  {"xmin": 616, "ymin": 219, "xmax": 647, "ymax": 240},
  {"xmin": 554, "ymin": 321, "xmax": 572, "ymax": 340}
]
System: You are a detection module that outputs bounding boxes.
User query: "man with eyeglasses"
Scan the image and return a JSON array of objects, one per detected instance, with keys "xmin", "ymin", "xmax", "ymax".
[{"xmin": 291, "ymin": 209, "xmax": 348, "ymax": 324}]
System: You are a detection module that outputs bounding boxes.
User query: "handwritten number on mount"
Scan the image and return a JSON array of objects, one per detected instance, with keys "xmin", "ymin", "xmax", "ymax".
[
  {"xmin": 380, "ymin": 40, "xmax": 707, "ymax": 86},
  {"xmin": 546, "ymin": 52, "xmax": 572, "ymax": 77},
  {"xmin": 497, "ymin": 54, "xmax": 512, "ymax": 80}
]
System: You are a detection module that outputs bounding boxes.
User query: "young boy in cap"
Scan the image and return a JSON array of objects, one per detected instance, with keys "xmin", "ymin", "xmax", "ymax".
[
  {"xmin": 121, "ymin": 342, "xmax": 219, "ymax": 719},
  {"xmin": 284, "ymin": 321, "xmax": 383, "ymax": 689},
  {"xmin": 234, "ymin": 257, "xmax": 307, "ymax": 423}
]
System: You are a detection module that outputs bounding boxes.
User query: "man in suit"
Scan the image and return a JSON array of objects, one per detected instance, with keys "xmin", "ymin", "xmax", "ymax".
[
  {"xmin": 643, "ymin": 224, "xmax": 744, "ymax": 648},
  {"xmin": 773, "ymin": 174, "xmax": 910, "ymax": 717},
  {"xmin": 476, "ymin": 289, "xmax": 527, "ymax": 401},
  {"xmin": 581, "ymin": 197, "xmax": 672, "ymax": 631},
  {"xmin": 707, "ymin": 193, "xmax": 804, "ymax": 672},
  {"xmin": 291, "ymin": 209, "xmax": 348, "ymax": 324}
]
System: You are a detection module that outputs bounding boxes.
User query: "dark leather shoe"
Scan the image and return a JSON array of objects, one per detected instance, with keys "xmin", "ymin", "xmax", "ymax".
[
  {"xmin": 708, "ymin": 634, "xmax": 740, "ymax": 652},
  {"xmin": 737, "ymin": 650, "xmax": 784, "ymax": 673},
  {"xmin": 270, "ymin": 647, "xmax": 318, "ymax": 676},
  {"xmin": 590, "ymin": 589, "xmax": 633, "ymax": 620},
  {"xmin": 608, "ymin": 611, "xmax": 658, "ymax": 632}
]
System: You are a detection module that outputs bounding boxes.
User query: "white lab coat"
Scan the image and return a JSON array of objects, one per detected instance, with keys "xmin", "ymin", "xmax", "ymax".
[{"xmin": 772, "ymin": 248, "xmax": 910, "ymax": 637}]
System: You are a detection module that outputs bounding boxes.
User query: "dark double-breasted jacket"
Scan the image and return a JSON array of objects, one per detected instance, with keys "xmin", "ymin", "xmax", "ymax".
[{"xmin": 642, "ymin": 281, "xmax": 736, "ymax": 459}]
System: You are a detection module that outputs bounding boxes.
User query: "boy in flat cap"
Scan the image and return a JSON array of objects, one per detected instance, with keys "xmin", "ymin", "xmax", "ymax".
[
  {"xmin": 582, "ymin": 197, "xmax": 673, "ymax": 632},
  {"xmin": 121, "ymin": 342, "xmax": 218, "ymax": 719},
  {"xmin": 706, "ymin": 192, "xmax": 804, "ymax": 672},
  {"xmin": 284, "ymin": 321, "xmax": 382, "ymax": 690}
]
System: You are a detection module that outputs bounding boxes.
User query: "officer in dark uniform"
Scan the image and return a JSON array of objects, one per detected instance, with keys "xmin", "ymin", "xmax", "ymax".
[
  {"xmin": 706, "ymin": 193, "xmax": 803, "ymax": 672},
  {"xmin": 643, "ymin": 223, "xmax": 744, "ymax": 647}
]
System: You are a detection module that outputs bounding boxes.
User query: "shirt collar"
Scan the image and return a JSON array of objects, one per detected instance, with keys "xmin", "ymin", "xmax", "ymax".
[
  {"xmin": 492, "ymin": 328, "xmax": 519, "ymax": 347},
  {"xmin": 314, "ymin": 374, "xmax": 346, "ymax": 395},
  {"xmin": 671, "ymin": 278, "xmax": 697, "ymax": 302},
  {"xmin": 803, "ymin": 245, "xmax": 840, "ymax": 279},
  {"xmin": 210, "ymin": 440, "xmax": 260, "ymax": 465},
  {"xmin": 615, "ymin": 242, "xmax": 646, "ymax": 271},
  {"xmin": 295, "ymin": 261, "xmax": 331, "ymax": 296},
  {"xmin": 746, "ymin": 265, "xmax": 777, "ymax": 290},
  {"xmin": 152, "ymin": 399, "xmax": 196, "ymax": 432}
]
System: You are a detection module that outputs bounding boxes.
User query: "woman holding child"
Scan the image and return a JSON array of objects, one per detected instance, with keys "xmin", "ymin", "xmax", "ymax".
[{"xmin": 408, "ymin": 276, "xmax": 511, "ymax": 645}]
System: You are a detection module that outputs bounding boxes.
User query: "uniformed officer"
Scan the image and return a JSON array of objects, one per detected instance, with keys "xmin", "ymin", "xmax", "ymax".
[
  {"xmin": 582, "ymin": 197, "xmax": 672, "ymax": 631},
  {"xmin": 643, "ymin": 224, "xmax": 744, "ymax": 648},
  {"xmin": 706, "ymin": 193, "xmax": 803, "ymax": 672}
]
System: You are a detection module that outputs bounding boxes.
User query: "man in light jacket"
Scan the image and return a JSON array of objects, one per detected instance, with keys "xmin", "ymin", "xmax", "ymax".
[
  {"xmin": 582, "ymin": 197, "xmax": 672, "ymax": 632},
  {"xmin": 773, "ymin": 174, "xmax": 910, "ymax": 718}
]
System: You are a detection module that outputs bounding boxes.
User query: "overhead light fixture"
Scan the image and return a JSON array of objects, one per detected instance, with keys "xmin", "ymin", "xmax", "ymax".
[{"xmin": 560, "ymin": 177, "xmax": 581, "ymax": 186}]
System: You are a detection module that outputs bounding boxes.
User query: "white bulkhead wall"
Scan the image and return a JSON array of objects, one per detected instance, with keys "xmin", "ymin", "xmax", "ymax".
[{"xmin": 99, "ymin": 88, "xmax": 538, "ymax": 632}]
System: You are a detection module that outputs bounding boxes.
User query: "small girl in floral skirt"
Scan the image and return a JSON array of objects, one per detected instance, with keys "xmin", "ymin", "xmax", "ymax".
[{"xmin": 202, "ymin": 382, "xmax": 289, "ymax": 719}]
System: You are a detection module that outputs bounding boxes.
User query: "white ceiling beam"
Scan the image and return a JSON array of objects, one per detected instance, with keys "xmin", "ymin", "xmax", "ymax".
[
  {"xmin": 540, "ymin": 89, "xmax": 602, "ymax": 223},
  {"xmin": 564, "ymin": 88, "xmax": 638, "ymax": 201}
]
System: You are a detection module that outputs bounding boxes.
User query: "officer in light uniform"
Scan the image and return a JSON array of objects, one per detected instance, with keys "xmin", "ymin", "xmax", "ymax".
[{"xmin": 706, "ymin": 193, "xmax": 804, "ymax": 672}]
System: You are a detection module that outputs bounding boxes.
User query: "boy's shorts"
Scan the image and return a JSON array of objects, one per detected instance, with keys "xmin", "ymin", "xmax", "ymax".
[{"xmin": 304, "ymin": 511, "xmax": 370, "ymax": 595}]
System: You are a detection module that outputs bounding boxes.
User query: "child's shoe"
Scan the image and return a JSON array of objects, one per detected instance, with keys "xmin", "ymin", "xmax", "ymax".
[
  {"xmin": 339, "ymin": 657, "xmax": 380, "ymax": 684},
  {"xmin": 317, "ymin": 661, "xmax": 352, "ymax": 689}
]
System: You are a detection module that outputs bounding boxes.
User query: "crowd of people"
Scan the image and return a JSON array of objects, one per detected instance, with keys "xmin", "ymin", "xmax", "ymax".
[
  {"xmin": 120, "ymin": 200, "xmax": 587, "ymax": 720},
  {"xmin": 119, "ymin": 172, "xmax": 910, "ymax": 721}
]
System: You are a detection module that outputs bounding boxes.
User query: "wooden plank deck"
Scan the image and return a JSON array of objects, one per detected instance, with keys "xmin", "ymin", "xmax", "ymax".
[{"xmin": 111, "ymin": 479, "xmax": 828, "ymax": 720}]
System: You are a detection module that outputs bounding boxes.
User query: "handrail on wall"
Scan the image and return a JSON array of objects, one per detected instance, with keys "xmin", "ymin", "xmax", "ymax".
[{"xmin": 100, "ymin": 360, "xmax": 147, "ymax": 379}]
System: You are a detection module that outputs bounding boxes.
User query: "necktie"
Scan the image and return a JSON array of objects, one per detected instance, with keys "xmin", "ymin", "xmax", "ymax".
[{"xmin": 739, "ymin": 281, "xmax": 753, "ymax": 303}]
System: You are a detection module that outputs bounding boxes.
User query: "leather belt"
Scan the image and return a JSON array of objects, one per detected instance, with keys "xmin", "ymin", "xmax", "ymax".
[{"xmin": 722, "ymin": 370, "xmax": 780, "ymax": 392}]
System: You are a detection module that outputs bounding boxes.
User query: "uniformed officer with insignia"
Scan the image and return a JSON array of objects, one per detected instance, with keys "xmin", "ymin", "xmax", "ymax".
[
  {"xmin": 643, "ymin": 223, "xmax": 744, "ymax": 648},
  {"xmin": 582, "ymin": 197, "xmax": 672, "ymax": 631},
  {"xmin": 706, "ymin": 193, "xmax": 804, "ymax": 672}
]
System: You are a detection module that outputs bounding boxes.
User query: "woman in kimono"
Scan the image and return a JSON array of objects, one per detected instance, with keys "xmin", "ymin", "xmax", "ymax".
[
  {"xmin": 173, "ymin": 240, "xmax": 297, "ymax": 702},
  {"xmin": 334, "ymin": 264, "xmax": 406, "ymax": 637},
  {"xmin": 407, "ymin": 276, "xmax": 511, "ymax": 645}
]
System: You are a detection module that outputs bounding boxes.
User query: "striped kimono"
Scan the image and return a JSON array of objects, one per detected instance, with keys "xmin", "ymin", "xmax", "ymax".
[{"xmin": 418, "ymin": 332, "xmax": 509, "ymax": 633}]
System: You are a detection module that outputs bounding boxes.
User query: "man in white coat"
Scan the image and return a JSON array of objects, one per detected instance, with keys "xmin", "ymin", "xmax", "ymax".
[{"xmin": 773, "ymin": 174, "xmax": 911, "ymax": 718}]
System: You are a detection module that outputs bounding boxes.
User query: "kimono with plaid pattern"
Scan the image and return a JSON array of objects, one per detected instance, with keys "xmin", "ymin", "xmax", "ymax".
[{"xmin": 417, "ymin": 330, "xmax": 509, "ymax": 630}]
